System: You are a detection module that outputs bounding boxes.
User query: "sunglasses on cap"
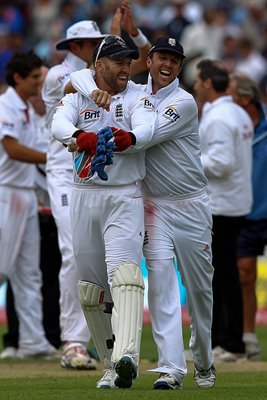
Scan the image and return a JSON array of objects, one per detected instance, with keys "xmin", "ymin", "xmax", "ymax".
[{"xmin": 94, "ymin": 35, "xmax": 126, "ymax": 64}]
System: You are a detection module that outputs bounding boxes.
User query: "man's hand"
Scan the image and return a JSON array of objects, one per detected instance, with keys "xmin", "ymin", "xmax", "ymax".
[
  {"xmin": 92, "ymin": 90, "xmax": 111, "ymax": 111},
  {"xmin": 75, "ymin": 131, "xmax": 98, "ymax": 155},
  {"xmin": 120, "ymin": 0, "xmax": 139, "ymax": 37},
  {"xmin": 111, "ymin": 127, "xmax": 136, "ymax": 151},
  {"xmin": 110, "ymin": 5, "xmax": 122, "ymax": 36}
]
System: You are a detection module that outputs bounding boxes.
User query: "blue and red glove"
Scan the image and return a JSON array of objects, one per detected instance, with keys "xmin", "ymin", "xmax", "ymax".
[
  {"xmin": 111, "ymin": 127, "xmax": 136, "ymax": 151},
  {"xmin": 73, "ymin": 130, "xmax": 98, "ymax": 155}
]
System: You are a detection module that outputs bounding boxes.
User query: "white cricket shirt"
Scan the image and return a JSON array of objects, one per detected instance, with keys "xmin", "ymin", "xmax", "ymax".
[
  {"xmin": 0, "ymin": 87, "xmax": 37, "ymax": 188},
  {"xmin": 42, "ymin": 52, "xmax": 87, "ymax": 172},
  {"xmin": 199, "ymin": 96, "xmax": 253, "ymax": 216}
]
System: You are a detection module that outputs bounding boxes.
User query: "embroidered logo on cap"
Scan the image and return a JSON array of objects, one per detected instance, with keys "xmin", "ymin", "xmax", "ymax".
[{"xmin": 169, "ymin": 38, "xmax": 176, "ymax": 47}]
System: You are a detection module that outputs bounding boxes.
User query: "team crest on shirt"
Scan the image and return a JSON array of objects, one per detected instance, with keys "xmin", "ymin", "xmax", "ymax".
[
  {"xmin": 80, "ymin": 108, "xmax": 100, "ymax": 122},
  {"xmin": 115, "ymin": 103, "xmax": 123, "ymax": 121},
  {"xmin": 163, "ymin": 106, "xmax": 180, "ymax": 122}
]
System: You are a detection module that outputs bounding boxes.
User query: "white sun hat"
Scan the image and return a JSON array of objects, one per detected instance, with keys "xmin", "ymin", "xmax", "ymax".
[{"xmin": 56, "ymin": 20, "xmax": 107, "ymax": 50}]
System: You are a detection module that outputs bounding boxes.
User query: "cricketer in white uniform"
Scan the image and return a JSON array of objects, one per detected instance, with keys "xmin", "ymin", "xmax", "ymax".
[
  {"xmin": 0, "ymin": 51, "xmax": 57, "ymax": 358},
  {"xmin": 42, "ymin": 20, "xmax": 107, "ymax": 369},
  {"xmin": 194, "ymin": 59, "xmax": 253, "ymax": 362},
  {"xmin": 69, "ymin": 37, "xmax": 216, "ymax": 390},
  {"xmin": 51, "ymin": 37, "xmax": 155, "ymax": 389}
]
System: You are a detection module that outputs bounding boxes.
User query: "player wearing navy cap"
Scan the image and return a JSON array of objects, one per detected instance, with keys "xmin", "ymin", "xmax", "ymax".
[{"xmin": 63, "ymin": 36, "xmax": 216, "ymax": 390}]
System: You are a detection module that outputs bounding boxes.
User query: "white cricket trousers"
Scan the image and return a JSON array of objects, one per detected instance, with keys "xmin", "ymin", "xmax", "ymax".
[
  {"xmin": 0, "ymin": 186, "xmax": 53, "ymax": 352},
  {"xmin": 47, "ymin": 169, "xmax": 89, "ymax": 343},
  {"xmin": 70, "ymin": 184, "xmax": 144, "ymax": 296},
  {"xmin": 143, "ymin": 190, "xmax": 214, "ymax": 372}
]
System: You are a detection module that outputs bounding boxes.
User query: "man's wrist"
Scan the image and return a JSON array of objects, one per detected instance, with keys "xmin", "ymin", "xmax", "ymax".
[
  {"xmin": 130, "ymin": 29, "xmax": 148, "ymax": 48},
  {"xmin": 71, "ymin": 129, "xmax": 84, "ymax": 145}
]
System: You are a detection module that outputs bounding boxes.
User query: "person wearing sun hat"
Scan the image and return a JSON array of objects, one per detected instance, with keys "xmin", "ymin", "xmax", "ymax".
[{"xmin": 41, "ymin": 18, "xmax": 107, "ymax": 371}]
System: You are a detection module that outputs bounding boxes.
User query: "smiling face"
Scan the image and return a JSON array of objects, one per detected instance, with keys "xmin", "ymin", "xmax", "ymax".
[
  {"xmin": 147, "ymin": 51, "xmax": 183, "ymax": 94},
  {"xmin": 95, "ymin": 56, "xmax": 133, "ymax": 95}
]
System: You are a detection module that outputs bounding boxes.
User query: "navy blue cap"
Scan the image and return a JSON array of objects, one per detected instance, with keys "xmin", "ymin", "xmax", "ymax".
[
  {"xmin": 149, "ymin": 37, "xmax": 185, "ymax": 58},
  {"xmin": 93, "ymin": 35, "xmax": 139, "ymax": 63}
]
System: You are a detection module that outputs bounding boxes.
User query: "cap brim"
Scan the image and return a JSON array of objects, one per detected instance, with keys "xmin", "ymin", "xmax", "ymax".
[
  {"xmin": 149, "ymin": 46, "xmax": 185, "ymax": 58},
  {"xmin": 108, "ymin": 49, "xmax": 139, "ymax": 60},
  {"xmin": 56, "ymin": 34, "xmax": 108, "ymax": 50}
]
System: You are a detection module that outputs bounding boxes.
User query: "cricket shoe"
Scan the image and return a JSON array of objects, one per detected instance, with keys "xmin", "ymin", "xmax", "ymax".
[
  {"xmin": 0, "ymin": 347, "xmax": 17, "ymax": 359},
  {"xmin": 97, "ymin": 369, "xmax": 117, "ymax": 389},
  {"xmin": 243, "ymin": 333, "xmax": 261, "ymax": 361},
  {"xmin": 212, "ymin": 346, "xmax": 246, "ymax": 362},
  {"xmin": 61, "ymin": 343, "xmax": 97, "ymax": 370},
  {"xmin": 16, "ymin": 345, "xmax": 60, "ymax": 360},
  {"xmin": 114, "ymin": 354, "xmax": 137, "ymax": 388},
  {"xmin": 194, "ymin": 364, "xmax": 216, "ymax": 388},
  {"xmin": 153, "ymin": 373, "xmax": 182, "ymax": 390}
]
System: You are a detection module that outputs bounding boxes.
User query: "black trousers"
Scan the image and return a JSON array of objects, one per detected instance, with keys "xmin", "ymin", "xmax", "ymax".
[
  {"xmin": 3, "ymin": 212, "xmax": 62, "ymax": 350},
  {"xmin": 211, "ymin": 215, "xmax": 245, "ymax": 353}
]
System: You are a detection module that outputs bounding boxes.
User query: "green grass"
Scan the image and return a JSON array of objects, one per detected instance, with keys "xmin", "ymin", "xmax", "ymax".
[
  {"xmin": 141, "ymin": 323, "xmax": 267, "ymax": 362},
  {"xmin": 0, "ymin": 372, "xmax": 267, "ymax": 400},
  {"xmin": 0, "ymin": 324, "xmax": 266, "ymax": 400}
]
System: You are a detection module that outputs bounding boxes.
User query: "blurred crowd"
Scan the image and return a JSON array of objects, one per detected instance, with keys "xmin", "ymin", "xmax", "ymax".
[{"xmin": 1, "ymin": 0, "xmax": 267, "ymax": 99}]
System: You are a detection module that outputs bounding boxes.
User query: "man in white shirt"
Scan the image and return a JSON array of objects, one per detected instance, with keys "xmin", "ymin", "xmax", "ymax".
[
  {"xmin": 42, "ymin": 1, "xmax": 151, "ymax": 370},
  {"xmin": 60, "ymin": 37, "xmax": 216, "ymax": 391},
  {"xmin": 42, "ymin": 19, "xmax": 105, "ymax": 371},
  {"xmin": 194, "ymin": 59, "xmax": 253, "ymax": 362},
  {"xmin": 0, "ymin": 50, "xmax": 58, "ymax": 359},
  {"xmin": 51, "ymin": 36, "xmax": 155, "ymax": 389}
]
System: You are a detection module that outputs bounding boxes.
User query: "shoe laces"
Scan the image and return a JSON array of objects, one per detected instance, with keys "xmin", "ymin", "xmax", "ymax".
[
  {"xmin": 103, "ymin": 368, "xmax": 116, "ymax": 378},
  {"xmin": 159, "ymin": 373, "xmax": 173, "ymax": 378},
  {"xmin": 196, "ymin": 365, "xmax": 215, "ymax": 377}
]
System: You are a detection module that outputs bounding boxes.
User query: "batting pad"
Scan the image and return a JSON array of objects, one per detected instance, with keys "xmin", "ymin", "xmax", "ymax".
[
  {"xmin": 77, "ymin": 280, "xmax": 114, "ymax": 369},
  {"xmin": 111, "ymin": 264, "xmax": 145, "ymax": 365}
]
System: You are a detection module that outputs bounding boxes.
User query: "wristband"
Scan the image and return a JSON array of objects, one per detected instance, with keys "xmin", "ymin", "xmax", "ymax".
[
  {"xmin": 72, "ymin": 129, "xmax": 84, "ymax": 138},
  {"xmin": 130, "ymin": 29, "xmax": 148, "ymax": 48},
  {"xmin": 71, "ymin": 129, "xmax": 84, "ymax": 145},
  {"xmin": 130, "ymin": 132, "xmax": 136, "ymax": 145}
]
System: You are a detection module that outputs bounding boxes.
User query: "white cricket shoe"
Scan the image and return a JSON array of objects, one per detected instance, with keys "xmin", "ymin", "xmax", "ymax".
[
  {"xmin": 61, "ymin": 343, "xmax": 97, "ymax": 370},
  {"xmin": 243, "ymin": 333, "xmax": 261, "ymax": 361},
  {"xmin": 153, "ymin": 373, "xmax": 182, "ymax": 390},
  {"xmin": 212, "ymin": 346, "xmax": 246, "ymax": 362},
  {"xmin": 194, "ymin": 365, "xmax": 216, "ymax": 388},
  {"xmin": 114, "ymin": 354, "xmax": 138, "ymax": 388},
  {"xmin": 0, "ymin": 347, "xmax": 17, "ymax": 359},
  {"xmin": 97, "ymin": 369, "xmax": 117, "ymax": 389},
  {"xmin": 16, "ymin": 345, "xmax": 60, "ymax": 360}
]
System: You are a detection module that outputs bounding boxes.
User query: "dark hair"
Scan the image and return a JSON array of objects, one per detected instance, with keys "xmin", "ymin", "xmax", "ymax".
[
  {"xmin": 196, "ymin": 59, "xmax": 229, "ymax": 92},
  {"xmin": 5, "ymin": 50, "xmax": 43, "ymax": 87}
]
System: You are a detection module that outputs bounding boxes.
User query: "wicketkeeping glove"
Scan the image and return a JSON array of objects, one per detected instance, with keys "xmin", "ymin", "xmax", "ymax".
[
  {"xmin": 89, "ymin": 127, "xmax": 115, "ymax": 181},
  {"xmin": 111, "ymin": 127, "xmax": 136, "ymax": 151},
  {"xmin": 74, "ymin": 130, "xmax": 98, "ymax": 155}
]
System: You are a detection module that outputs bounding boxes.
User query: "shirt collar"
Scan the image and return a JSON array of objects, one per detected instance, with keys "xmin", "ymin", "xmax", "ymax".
[
  {"xmin": 202, "ymin": 95, "xmax": 232, "ymax": 115},
  {"xmin": 146, "ymin": 74, "xmax": 180, "ymax": 98},
  {"xmin": 64, "ymin": 52, "xmax": 88, "ymax": 72},
  {"xmin": 6, "ymin": 86, "xmax": 29, "ymax": 110}
]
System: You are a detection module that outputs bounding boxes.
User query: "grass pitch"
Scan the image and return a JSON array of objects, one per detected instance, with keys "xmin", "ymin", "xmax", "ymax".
[{"xmin": 0, "ymin": 324, "xmax": 266, "ymax": 400}]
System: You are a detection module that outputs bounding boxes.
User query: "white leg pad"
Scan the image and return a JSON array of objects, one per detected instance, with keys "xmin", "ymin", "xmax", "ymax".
[
  {"xmin": 111, "ymin": 264, "xmax": 145, "ymax": 365},
  {"xmin": 77, "ymin": 280, "xmax": 114, "ymax": 369}
]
